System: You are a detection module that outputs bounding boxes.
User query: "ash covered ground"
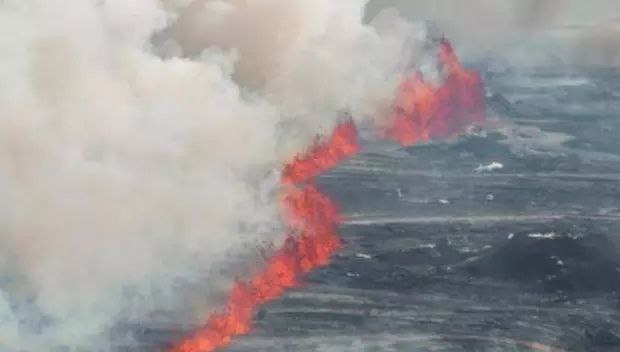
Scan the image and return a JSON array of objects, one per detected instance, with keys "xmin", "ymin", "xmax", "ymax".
[{"xmin": 206, "ymin": 67, "xmax": 620, "ymax": 352}]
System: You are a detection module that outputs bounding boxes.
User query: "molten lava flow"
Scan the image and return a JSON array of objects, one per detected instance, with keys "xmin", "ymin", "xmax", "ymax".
[
  {"xmin": 170, "ymin": 123, "xmax": 358, "ymax": 352},
  {"xmin": 282, "ymin": 119, "xmax": 361, "ymax": 184},
  {"xmin": 385, "ymin": 39, "xmax": 486, "ymax": 146}
]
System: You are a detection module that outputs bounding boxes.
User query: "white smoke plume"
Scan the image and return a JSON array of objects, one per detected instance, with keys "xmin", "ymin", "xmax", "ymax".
[{"xmin": 0, "ymin": 1, "xmax": 426, "ymax": 350}]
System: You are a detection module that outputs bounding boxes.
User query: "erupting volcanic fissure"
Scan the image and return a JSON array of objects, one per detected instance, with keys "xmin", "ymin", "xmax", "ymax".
[{"xmin": 171, "ymin": 39, "xmax": 485, "ymax": 352}]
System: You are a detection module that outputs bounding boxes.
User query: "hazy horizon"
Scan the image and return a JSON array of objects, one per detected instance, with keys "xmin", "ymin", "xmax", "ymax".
[{"xmin": 366, "ymin": 0, "xmax": 620, "ymax": 67}]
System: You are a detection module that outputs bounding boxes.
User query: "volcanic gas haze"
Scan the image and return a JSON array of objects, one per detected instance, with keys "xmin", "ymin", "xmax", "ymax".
[{"xmin": 0, "ymin": 1, "xmax": 430, "ymax": 351}]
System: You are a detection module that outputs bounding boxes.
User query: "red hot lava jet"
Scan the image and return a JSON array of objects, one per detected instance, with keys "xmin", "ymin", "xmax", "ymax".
[{"xmin": 383, "ymin": 39, "xmax": 486, "ymax": 146}]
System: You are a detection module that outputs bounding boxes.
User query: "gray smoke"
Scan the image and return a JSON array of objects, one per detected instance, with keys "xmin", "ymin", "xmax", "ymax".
[
  {"xmin": 367, "ymin": 0, "xmax": 620, "ymax": 67},
  {"xmin": 0, "ymin": 1, "xmax": 428, "ymax": 350},
  {"xmin": 571, "ymin": 21, "xmax": 620, "ymax": 67}
]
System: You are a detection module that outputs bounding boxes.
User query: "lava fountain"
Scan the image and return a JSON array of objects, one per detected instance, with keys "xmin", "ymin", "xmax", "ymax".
[
  {"xmin": 384, "ymin": 39, "xmax": 486, "ymax": 146},
  {"xmin": 170, "ymin": 39, "xmax": 485, "ymax": 352}
]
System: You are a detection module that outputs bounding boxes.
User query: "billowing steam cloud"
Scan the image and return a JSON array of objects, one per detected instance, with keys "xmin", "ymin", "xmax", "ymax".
[{"xmin": 0, "ymin": 1, "xmax": 430, "ymax": 351}]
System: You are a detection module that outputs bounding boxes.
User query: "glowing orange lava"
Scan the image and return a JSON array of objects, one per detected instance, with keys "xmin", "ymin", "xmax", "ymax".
[
  {"xmin": 384, "ymin": 39, "xmax": 486, "ymax": 146},
  {"xmin": 170, "ymin": 122, "xmax": 358, "ymax": 352}
]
